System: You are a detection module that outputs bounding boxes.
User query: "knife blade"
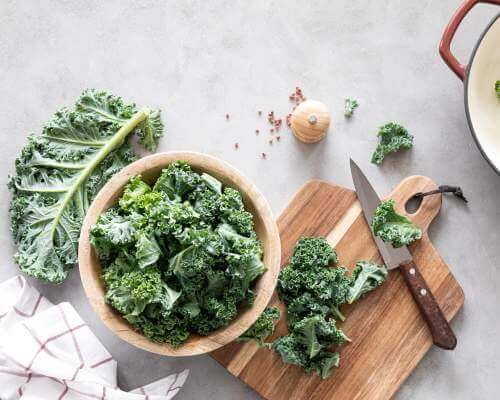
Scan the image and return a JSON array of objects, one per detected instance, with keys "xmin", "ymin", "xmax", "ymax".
[
  {"xmin": 349, "ymin": 158, "xmax": 457, "ymax": 350},
  {"xmin": 349, "ymin": 159, "xmax": 412, "ymax": 270}
]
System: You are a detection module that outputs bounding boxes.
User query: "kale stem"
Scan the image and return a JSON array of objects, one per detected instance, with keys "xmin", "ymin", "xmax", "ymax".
[
  {"xmin": 330, "ymin": 304, "xmax": 346, "ymax": 322},
  {"xmin": 414, "ymin": 185, "xmax": 467, "ymax": 203},
  {"xmin": 49, "ymin": 107, "xmax": 150, "ymax": 238}
]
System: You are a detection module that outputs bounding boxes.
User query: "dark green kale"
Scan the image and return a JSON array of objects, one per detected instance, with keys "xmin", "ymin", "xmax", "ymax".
[
  {"xmin": 237, "ymin": 306, "xmax": 280, "ymax": 347},
  {"xmin": 289, "ymin": 237, "xmax": 338, "ymax": 270},
  {"xmin": 292, "ymin": 315, "xmax": 349, "ymax": 359},
  {"xmin": 371, "ymin": 199, "xmax": 422, "ymax": 248},
  {"xmin": 8, "ymin": 89, "xmax": 164, "ymax": 283},
  {"xmin": 277, "ymin": 237, "xmax": 347, "ymax": 322},
  {"xmin": 90, "ymin": 162, "xmax": 264, "ymax": 347},
  {"xmin": 344, "ymin": 98, "xmax": 359, "ymax": 118},
  {"xmin": 274, "ymin": 237, "xmax": 349, "ymax": 379},
  {"xmin": 272, "ymin": 237, "xmax": 387, "ymax": 379},
  {"xmin": 272, "ymin": 336, "xmax": 340, "ymax": 380},
  {"xmin": 371, "ymin": 122, "xmax": 413, "ymax": 165},
  {"xmin": 496, "ymin": 80, "xmax": 500, "ymax": 99}
]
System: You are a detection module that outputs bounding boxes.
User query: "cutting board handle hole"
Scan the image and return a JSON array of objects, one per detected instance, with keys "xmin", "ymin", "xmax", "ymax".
[{"xmin": 405, "ymin": 195, "xmax": 422, "ymax": 214}]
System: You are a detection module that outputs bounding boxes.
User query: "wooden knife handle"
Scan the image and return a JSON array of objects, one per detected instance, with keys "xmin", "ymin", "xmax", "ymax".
[{"xmin": 400, "ymin": 260, "xmax": 457, "ymax": 350}]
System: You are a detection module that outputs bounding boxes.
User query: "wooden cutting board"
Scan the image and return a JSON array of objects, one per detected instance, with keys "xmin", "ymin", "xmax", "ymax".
[{"xmin": 211, "ymin": 176, "xmax": 464, "ymax": 400}]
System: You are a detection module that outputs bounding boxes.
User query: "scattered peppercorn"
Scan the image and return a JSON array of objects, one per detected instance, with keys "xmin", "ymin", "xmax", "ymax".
[
  {"xmin": 225, "ymin": 113, "xmax": 230, "ymax": 120},
  {"xmin": 261, "ymin": 152, "xmax": 267, "ymax": 159},
  {"xmin": 258, "ymin": 111, "xmax": 262, "ymax": 116},
  {"xmin": 276, "ymin": 136, "xmax": 281, "ymax": 142},
  {"xmin": 255, "ymin": 129, "xmax": 260, "ymax": 134},
  {"xmin": 234, "ymin": 143, "xmax": 239, "ymax": 150},
  {"xmin": 267, "ymin": 111, "xmax": 275, "ymax": 124},
  {"xmin": 270, "ymin": 128, "xmax": 274, "ymax": 133},
  {"xmin": 269, "ymin": 139, "xmax": 273, "ymax": 145},
  {"xmin": 289, "ymin": 86, "xmax": 306, "ymax": 104}
]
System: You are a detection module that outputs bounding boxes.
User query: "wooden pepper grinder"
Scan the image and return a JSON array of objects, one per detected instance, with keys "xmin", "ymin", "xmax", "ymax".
[{"xmin": 290, "ymin": 100, "xmax": 330, "ymax": 143}]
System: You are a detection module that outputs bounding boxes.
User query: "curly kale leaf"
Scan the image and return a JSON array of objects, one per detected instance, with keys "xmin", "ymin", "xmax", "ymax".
[
  {"xmin": 277, "ymin": 238, "xmax": 348, "ymax": 322},
  {"xmin": 238, "ymin": 306, "xmax": 280, "ymax": 347},
  {"xmin": 293, "ymin": 315, "xmax": 349, "ymax": 359},
  {"xmin": 103, "ymin": 265, "xmax": 180, "ymax": 318},
  {"xmin": 344, "ymin": 98, "xmax": 359, "ymax": 118},
  {"xmin": 307, "ymin": 350, "xmax": 341, "ymax": 379},
  {"xmin": 273, "ymin": 335, "xmax": 309, "ymax": 367},
  {"xmin": 153, "ymin": 161, "xmax": 202, "ymax": 201},
  {"xmin": 90, "ymin": 163, "xmax": 264, "ymax": 347},
  {"xmin": 272, "ymin": 335, "xmax": 341, "ymax": 379},
  {"xmin": 371, "ymin": 122, "xmax": 413, "ymax": 165},
  {"xmin": 9, "ymin": 89, "xmax": 163, "ymax": 283},
  {"xmin": 348, "ymin": 261, "xmax": 388, "ymax": 304},
  {"xmin": 289, "ymin": 237, "xmax": 338, "ymax": 270},
  {"xmin": 126, "ymin": 314, "xmax": 189, "ymax": 347},
  {"xmin": 371, "ymin": 199, "xmax": 422, "ymax": 248}
]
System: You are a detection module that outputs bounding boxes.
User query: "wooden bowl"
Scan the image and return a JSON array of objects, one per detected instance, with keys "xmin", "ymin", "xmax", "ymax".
[{"xmin": 79, "ymin": 152, "xmax": 281, "ymax": 356}]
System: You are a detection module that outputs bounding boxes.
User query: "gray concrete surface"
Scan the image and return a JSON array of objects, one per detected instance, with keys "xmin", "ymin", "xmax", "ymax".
[{"xmin": 1, "ymin": 1, "xmax": 499, "ymax": 398}]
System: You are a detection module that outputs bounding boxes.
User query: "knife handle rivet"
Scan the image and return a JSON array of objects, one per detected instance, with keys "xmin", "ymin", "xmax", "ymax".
[
  {"xmin": 420, "ymin": 288, "xmax": 427, "ymax": 296},
  {"xmin": 409, "ymin": 268, "xmax": 416, "ymax": 275}
]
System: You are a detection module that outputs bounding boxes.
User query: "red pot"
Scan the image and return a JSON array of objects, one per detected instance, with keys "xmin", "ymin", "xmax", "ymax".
[{"xmin": 440, "ymin": 0, "xmax": 500, "ymax": 173}]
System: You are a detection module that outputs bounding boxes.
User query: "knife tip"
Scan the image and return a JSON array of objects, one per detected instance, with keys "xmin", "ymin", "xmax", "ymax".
[{"xmin": 349, "ymin": 157, "xmax": 357, "ymax": 170}]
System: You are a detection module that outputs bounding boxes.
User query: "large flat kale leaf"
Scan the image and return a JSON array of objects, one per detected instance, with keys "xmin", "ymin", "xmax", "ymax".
[{"xmin": 8, "ymin": 89, "xmax": 163, "ymax": 283}]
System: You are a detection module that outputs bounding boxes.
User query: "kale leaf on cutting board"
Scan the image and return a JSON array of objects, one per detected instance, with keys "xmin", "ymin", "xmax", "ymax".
[
  {"xmin": 237, "ymin": 306, "xmax": 280, "ymax": 347},
  {"xmin": 270, "ymin": 237, "xmax": 387, "ymax": 379},
  {"xmin": 371, "ymin": 199, "xmax": 422, "ymax": 248},
  {"xmin": 90, "ymin": 162, "xmax": 265, "ymax": 347},
  {"xmin": 8, "ymin": 89, "xmax": 164, "ymax": 284},
  {"xmin": 371, "ymin": 122, "xmax": 413, "ymax": 165},
  {"xmin": 347, "ymin": 261, "xmax": 388, "ymax": 304}
]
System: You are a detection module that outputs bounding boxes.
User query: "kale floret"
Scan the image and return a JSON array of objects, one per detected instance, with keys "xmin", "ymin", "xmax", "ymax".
[
  {"xmin": 371, "ymin": 122, "xmax": 413, "ymax": 165},
  {"xmin": 126, "ymin": 314, "xmax": 189, "ymax": 347},
  {"xmin": 238, "ymin": 306, "xmax": 280, "ymax": 347},
  {"xmin": 153, "ymin": 161, "xmax": 202, "ymax": 201},
  {"xmin": 289, "ymin": 237, "xmax": 338, "ymax": 270},
  {"xmin": 273, "ymin": 335, "xmax": 309, "ymax": 368},
  {"xmin": 103, "ymin": 265, "xmax": 180, "ymax": 318},
  {"xmin": 189, "ymin": 187, "xmax": 221, "ymax": 224},
  {"xmin": 272, "ymin": 335, "xmax": 340, "ymax": 380},
  {"xmin": 292, "ymin": 315, "xmax": 349, "ymax": 359},
  {"xmin": 220, "ymin": 187, "xmax": 245, "ymax": 212},
  {"xmin": 371, "ymin": 199, "xmax": 422, "ymax": 247},
  {"xmin": 344, "ymin": 98, "xmax": 359, "ymax": 118},
  {"xmin": 191, "ymin": 293, "xmax": 239, "ymax": 336}
]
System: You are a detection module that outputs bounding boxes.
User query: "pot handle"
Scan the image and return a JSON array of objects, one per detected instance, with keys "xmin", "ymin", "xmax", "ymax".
[{"xmin": 439, "ymin": 0, "xmax": 500, "ymax": 81}]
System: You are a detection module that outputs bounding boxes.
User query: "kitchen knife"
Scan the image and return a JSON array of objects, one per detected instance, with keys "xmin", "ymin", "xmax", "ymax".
[{"xmin": 350, "ymin": 159, "xmax": 457, "ymax": 350}]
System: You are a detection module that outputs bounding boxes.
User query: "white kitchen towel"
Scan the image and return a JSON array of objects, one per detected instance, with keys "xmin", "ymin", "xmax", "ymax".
[{"xmin": 0, "ymin": 275, "xmax": 188, "ymax": 400}]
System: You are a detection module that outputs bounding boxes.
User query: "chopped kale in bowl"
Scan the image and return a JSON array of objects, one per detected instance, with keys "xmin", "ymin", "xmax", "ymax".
[{"xmin": 90, "ymin": 161, "xmax": 266, "ymax": 348}]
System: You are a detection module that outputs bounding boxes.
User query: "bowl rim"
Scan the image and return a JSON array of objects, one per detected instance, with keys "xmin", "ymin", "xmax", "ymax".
[{"xmin": 78, "ymin": 151, "xmax": 281, "ymax": 356}]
